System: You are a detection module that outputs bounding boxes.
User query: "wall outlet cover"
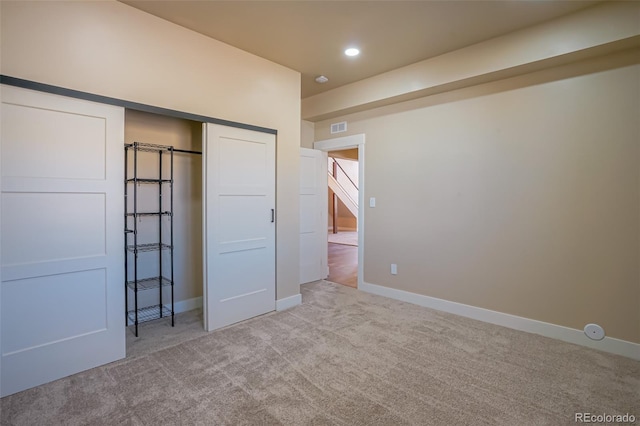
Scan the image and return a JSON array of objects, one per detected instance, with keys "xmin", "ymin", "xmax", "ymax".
[{"xmin": 584, "ymin": 323, "xmax": 605, "ymax": 341}]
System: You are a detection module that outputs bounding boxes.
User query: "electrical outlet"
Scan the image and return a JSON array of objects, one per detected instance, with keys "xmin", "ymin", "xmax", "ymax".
[{"xmin": 391, "ymin": 263, "xmax": 397, "ymax": 275}]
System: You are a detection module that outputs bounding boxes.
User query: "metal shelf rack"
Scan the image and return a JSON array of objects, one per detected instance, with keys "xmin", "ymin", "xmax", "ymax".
[{"xmin": 124, "ymin": 142, "xmax": 175, "ymax": 336}]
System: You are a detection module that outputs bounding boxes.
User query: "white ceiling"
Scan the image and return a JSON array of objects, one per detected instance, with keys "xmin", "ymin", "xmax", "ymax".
[{"xmin": 121, "ymin": 0, "xmax": 601, "ymax": 98}]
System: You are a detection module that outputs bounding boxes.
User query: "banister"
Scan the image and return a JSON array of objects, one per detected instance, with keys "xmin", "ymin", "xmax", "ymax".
[{"xmin": 329, "ymin": 156, "xmax": 358, "ymax": 191}]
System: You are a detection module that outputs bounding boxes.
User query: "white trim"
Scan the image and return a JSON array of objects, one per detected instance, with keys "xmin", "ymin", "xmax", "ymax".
[
  {"xmin": 314, "ymin": 134, "xmax": 365, "ymax": 152},
  {"xmin": 360, "ymin": 281, "xmax": 640, "ymax": 361},
  {"xmin": 314, "ymin": 133, "xmax": 365, "ymax": 289},
  {"xmin": 202, "ymin": 123, "xmax": 210, "ymax": 330},
  {"xmin": 276, "ymin": 293, "xmax": 302, "ymax": 311},
  {"xmin": 170, "ymin": 297, "xmax": 203, "ymax": 314},
  {"xmin": 0, "ymin": 84, "xmax": 3, "ymax": 393}
]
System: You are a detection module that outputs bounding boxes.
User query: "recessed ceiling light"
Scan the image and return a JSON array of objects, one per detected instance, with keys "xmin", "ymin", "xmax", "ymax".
[
  {"xmin": 315, "ymin": 75, "xmax": 329, "ymax": 84},
  {"xmin": 344, "ymin": 47, "xmax": 360, "ymax": 57}
]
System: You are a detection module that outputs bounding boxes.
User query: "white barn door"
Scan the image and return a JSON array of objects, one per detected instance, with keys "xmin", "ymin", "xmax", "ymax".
[
  {"xmin": 0, "ymin": 86, "xmax": 125, "ymax": 396},
  {"xmin": 203, "ymin": 123, "xmax": 275, "ymax": 331},
  {"xmin": 299, "ymin": 148, "xmax": 327, "ymax": 284}
]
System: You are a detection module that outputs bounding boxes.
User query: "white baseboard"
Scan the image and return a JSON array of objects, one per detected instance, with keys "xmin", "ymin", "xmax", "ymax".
[
  {"xmin": 171, "ymin": 296, "xmax": 202, "ymax": 314},
  {"xmin": 276, "ymin": 293, "xmax": 302, "ymax": 311},
  {"xmin": 360, "ymin": 281, "xmax": 640, "ymax": 361}
]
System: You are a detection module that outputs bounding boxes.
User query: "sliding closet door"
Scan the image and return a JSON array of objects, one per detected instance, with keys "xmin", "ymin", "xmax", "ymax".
[
  {"xmin": 0, "ymin": 85, "xmax": 125, "ymax": 396},
  {"xmin": 203, "ymin": 123, "xmax": 275, "ymax": 331}
]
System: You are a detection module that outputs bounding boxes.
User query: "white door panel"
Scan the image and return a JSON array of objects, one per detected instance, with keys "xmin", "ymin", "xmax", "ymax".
[
  {"xmin": 0, "ymin": 85, "xmax": 124, "ymax": 396},
  {"xmin": 299, "ymin": 148, "xmax": 327, "ymax": 284},
  {"xmin": 2, "ymin": 269, "xmax": 108, "ymax": 354},
  {"xmin": 1, "ymin": 192, "xmax": 106, "ymax": 265},
  {"xmin": 2, "ymin": 102, "xmax": 107, "ymax": 180},
  {"xmin": 203, "ymin": 124, "xmax": 275, "ymax": 331}
]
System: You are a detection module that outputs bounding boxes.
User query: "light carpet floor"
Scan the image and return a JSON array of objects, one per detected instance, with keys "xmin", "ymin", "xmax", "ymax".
[
  {"xmin": 126, "ymin": 308, "xmax": 208, "ymax": 359},
  {"xmin": 1, "ymin": 280, "xmax": 638, "ymax": 425}
]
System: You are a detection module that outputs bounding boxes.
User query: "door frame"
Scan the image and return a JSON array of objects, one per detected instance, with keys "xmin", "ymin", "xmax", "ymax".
[{"xmin": 314, "ymin": 134, "xmax": 365, "ymax": 288}]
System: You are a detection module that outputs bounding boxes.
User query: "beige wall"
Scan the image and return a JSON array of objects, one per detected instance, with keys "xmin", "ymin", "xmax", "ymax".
[
  {"xmin": 301, "ymin": 120, "xmax": 315, "ymax": 149},
  {"xmin": 1, "ymin": 0, "xmax": 301, "ymax": 300},
  {"xmin": 125, "ymin": 110, "xmax": 203, "ymax": 305},
  {"xmin": 315, "ymin": 51, "xmax": 640, "ymax": 344}
]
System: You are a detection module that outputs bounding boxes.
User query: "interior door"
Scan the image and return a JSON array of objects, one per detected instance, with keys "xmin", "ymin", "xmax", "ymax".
[
  {"xmin": 299, "ymin": 148, "xmax": 328, "ymax": 283},
  {"xmin": 0, "ymin": 85, "xmax": 125, "ymax": 396},
  {"xmin": 202, "ymin": 123, "xmax": 276, "ymax": 331}
]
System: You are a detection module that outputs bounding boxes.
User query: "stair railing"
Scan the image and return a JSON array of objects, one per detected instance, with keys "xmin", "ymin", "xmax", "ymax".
[{"xmin": 330, "ymin": 156, "xmax": 358, "ymax": 193}]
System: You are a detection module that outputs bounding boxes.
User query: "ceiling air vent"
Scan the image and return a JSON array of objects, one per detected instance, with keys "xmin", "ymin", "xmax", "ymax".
[{"xmin": 331, "ymin": 121, "xmax": 347, "ymax": 134}]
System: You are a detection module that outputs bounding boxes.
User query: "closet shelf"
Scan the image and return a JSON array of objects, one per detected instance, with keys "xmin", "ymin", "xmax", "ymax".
[
  {"xmin": 126, "ymin": 178, "xmax": 172, "ymax": 184},
  {"xmin": 127, "ymin": 304, "xmax": 172, "ymax": 325},
  {"xmin": 126, "ymin": 276, "xmax": 172, "ymax": 291},
  {"xmin": 127, "ymin": 242, "xmax": 172, "ymax": 253},
  {"xmin": 125, "ymin": 141, "xmax": 175, "ymax": 337},
  {"xmin": 126, "ymin": 211, "xmax": 172, "ymax": 217},
  {"xmin": 125, "ymin": 142, "xmax": 173, "ymax": 153}
]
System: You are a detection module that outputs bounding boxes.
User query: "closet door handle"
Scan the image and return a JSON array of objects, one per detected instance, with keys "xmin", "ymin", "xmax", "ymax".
[{"xmin": 271, "ymin": 209, "xmax": 275, "ymax": 223}]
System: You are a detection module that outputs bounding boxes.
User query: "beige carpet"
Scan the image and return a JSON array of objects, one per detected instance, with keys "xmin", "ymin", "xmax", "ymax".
[
  {"xmin": 1, "ymin": 281, "xmax": 638, "ymax": 425},
  {"xmin": 328, "ymin": 231, "xmax": 358, "ymax": 246},
  {"xmin": 126, "ymin": 308, "xmax": 209, "ymax": 359}
]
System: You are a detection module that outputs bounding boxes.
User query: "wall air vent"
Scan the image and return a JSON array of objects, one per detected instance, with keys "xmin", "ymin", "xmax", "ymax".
[{"xmin": 330, "ymin": 121, "xmax": 347, "ymax": 134}]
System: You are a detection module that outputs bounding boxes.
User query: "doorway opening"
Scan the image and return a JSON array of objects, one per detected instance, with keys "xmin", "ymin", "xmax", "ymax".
[
  {"xmin": 314, "ymin": 133, "xmax": 365, "ymax": 290},
  {"xmin": 327, "ymin": 149, "xmax": 358, "ymax": 288},
  {"xmin": 124, "ymin": 109, "xmax": 207, "ymax": 356}
]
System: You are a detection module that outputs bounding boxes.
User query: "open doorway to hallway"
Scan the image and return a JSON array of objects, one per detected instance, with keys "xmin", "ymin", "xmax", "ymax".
[{"xmin": 327, "ymin": 148, "xmax": 358, "ymax": 288}]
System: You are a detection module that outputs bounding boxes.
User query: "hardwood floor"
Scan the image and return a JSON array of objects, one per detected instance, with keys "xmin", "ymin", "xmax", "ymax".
[{"xmin": 327, "ymin": 242, "xmax": 358, "ymax": 288}]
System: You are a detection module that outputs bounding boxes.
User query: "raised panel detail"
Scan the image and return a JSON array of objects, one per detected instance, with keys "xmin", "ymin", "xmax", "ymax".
[
  {"xmin": 218, "ymin": 137, "xmax": 267, "ymax": 188},
  {"xmin": 217, "ymin": 249, "xmax": 270, "ymax": 301},
  {"xmin": 300, "ymin": 155, "xmax": 317, "ymax": 189},
  {"xmin": 1, "ymin": 103, "xmax": 106, "ymax": 180},
  {"xmin": 1, "ymin": 269, "xmax": 107, "ymax": 355},
  {"xmin": 300, "ymin": 233, "xmax": 321, "ymax": 274},
  {"xmin": 218, "ymin": 196, "xmax": 267, "ymax": 244},
  {"xmin": 1, "ymin": 193, "xmax": 106, "ymax": 266},
  {"xmin": 300, "ymin": 195, "xmax": 318, "ymax": 234}
]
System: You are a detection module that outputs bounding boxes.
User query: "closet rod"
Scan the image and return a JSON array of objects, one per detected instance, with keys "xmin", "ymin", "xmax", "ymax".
[{"xmin": 173, "ymin": 148, "xmax": 202, "ymax": 155}]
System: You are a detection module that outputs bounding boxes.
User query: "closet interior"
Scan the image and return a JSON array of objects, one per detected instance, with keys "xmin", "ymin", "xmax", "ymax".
[{"xmin": 124, "ymin": 109, "xmax": 203, "ymax": 338}]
